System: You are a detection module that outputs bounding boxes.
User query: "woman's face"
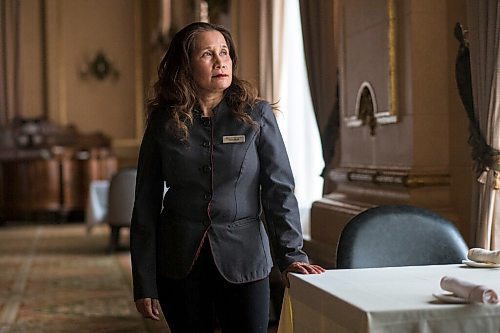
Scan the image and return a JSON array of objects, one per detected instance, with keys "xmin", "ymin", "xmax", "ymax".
[{"xmin": 190, "ymin": 30, "xmax": 233, "ymax": 96}]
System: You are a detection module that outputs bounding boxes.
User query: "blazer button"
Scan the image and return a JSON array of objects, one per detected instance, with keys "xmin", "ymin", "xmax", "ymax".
[
  {"xmin": 204, "ymin": 192, "xmax": 212, "ymax": 200},
  {"xmin": 202, "ymin": 140, "xmax": 210, "ymax": 148},
  {"xmin": 202, "ymin": 118, "xmax": 211, "ymax": 127},
  {"xmin": 202, "ymin": 165, "xmax": 212, "ymax": 173}
]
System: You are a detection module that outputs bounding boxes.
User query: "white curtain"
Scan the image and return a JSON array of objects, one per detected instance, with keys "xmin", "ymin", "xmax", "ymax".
[
  {"xmin": 298, "ymin": 0, "xmax": 339, "ymax": 192},
  {"xmin": 277, "ymin": 0, "xmax": 324, "ymax": 237},
  {"xmin": 467, "ymin": 0, "xmax": 500, "ymax": 249},
  {"xmin": 259, "ymin": 0, "xmax": 284, "ymax": 103}
]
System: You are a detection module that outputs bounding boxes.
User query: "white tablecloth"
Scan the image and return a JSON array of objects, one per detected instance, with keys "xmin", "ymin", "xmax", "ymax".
[
  {"xmin": 280, "ymin": 264, "xmax": 500, "ymax": 333},
  {"xmin": 85, "ymin": 180, "xmax": 110, "ymax": 231}
]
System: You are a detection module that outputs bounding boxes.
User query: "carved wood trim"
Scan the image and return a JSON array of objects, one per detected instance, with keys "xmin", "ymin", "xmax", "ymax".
[{"xmin": 330, "ymin": 167, "xmax": 451, "ymax": 188}]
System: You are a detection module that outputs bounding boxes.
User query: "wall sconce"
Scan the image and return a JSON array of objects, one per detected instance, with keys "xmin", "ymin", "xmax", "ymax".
[{"xmin": 80, "ymin": 51, "xmax": 120, "ymax": 81}]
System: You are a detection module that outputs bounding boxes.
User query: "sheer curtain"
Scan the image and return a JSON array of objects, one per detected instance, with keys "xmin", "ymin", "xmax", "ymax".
[
  {"xmin": 299, "ymin": 0, "xmax": 338, "ymax": 192},
  {"xmin": 467, "ymin": 0, "xmax": 500, "ymax": 249},
  {"xmin": 259, "ymin": 0, "xmax": 284, "ymax": 104},
  {"xmin": 277, "ymin": 0, "xmax": 324, "ymax": 237}
]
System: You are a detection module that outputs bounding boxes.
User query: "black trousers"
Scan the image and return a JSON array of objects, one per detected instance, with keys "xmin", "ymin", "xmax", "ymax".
[{"xmin": 157, "ymin": 242, "xmax": 270, "ymax": 333}]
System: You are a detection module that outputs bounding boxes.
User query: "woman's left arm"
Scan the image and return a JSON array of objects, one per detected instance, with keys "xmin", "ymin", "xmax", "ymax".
[{"xmin": 257, "ymin": 101, "xmax": 324, "ymax": 281}]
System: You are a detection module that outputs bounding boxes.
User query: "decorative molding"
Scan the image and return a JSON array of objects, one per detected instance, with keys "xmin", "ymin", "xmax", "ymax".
[
  {"xmin": 386, "ymin": 0, "xmax": 398, "ymax": 124},
  {"xmin": 314, "ymin": 195, "xmax": 372, "ymax": 216},
  {"xmin": 330, "ymin": 167, "xmax": 451, "ymax": 188}
]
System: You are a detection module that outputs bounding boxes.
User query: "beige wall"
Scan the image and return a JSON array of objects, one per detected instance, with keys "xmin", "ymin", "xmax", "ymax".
[
  {"xmin": 19, "ymin": 0, "xmax": 45, "ymax": 119},
  {"xmin": 16, "ymin": 0, "xmax": 167, "ymax": 167},
  {"xmin": 44, "ymin": 0, "xmax": 146, "ymax": 166},
  {"xmin": 230, "ymin": 0, "xmax": 260, "ymax": 86},
  {"xmin": 408, "ymin": 0, "xmax": 471, "ymax": 241},
  {"xmin": 410, "ymin": 0, "xmax": 449, "ymax": 173},
  {"xmin": 446, "ymin": 0, "xmax": 473, "ymax": 243}
]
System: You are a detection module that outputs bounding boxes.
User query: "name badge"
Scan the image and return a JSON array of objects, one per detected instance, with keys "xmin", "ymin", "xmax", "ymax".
[{"xmin": 222, "ymin": 135, "xmax": 245, "ymax": 144}]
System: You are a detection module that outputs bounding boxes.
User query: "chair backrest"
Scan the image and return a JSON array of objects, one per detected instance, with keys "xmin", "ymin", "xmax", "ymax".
[
  {"xmin": 336, "ymin": 205, "xmax": 468, "ymax": 269},
  {"xmin": 106, "ymin": 168, "xmax": 137, "ymax": 227}
]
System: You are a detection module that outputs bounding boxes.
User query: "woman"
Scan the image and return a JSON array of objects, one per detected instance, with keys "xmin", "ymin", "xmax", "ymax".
[{"xmin": 131, "ymin": 22, "xmax": 324, "ymax": 333}]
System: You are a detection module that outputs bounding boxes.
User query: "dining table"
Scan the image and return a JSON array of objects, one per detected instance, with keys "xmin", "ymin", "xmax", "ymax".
[
  {"xmin": 85, "ymin": 179, "xmax": 110, "ymax": 232},
  {"xmin": 278, "ymin": 263, "xmax": 500, "ymax": 333}
]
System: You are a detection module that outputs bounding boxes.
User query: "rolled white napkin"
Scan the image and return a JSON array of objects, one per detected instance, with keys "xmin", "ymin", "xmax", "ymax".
[
  {"xmin": 468, "ymin": 248, "xmax": 500, "ymax": 264},
  {"xmin": 440, "ymin": 276, "xmax": 499, "ymax": 304}
]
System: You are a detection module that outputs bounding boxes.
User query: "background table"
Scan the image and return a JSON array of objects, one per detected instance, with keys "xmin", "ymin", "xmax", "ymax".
[
  {"xmin": 85, "ymin": 180, "xmax": 110, "ymax": 231},
  {"xmin": 284, "ymin": 264, "xmax": 500, "ymax": 332}
]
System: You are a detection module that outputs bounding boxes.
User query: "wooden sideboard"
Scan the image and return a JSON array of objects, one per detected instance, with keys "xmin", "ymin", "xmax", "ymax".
[
  {"xmin": 0, "ymin": 147, "xmax": 117, "ymax": 221},
  {"xmin": 0, "ymin": 118, "xmax": 118, "ymax": 221}
]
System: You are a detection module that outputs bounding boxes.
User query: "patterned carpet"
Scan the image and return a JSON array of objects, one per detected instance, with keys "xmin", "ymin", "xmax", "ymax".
[{"xmin": 0, "ymin": 223, "xmax": 169, "ymax": 333}]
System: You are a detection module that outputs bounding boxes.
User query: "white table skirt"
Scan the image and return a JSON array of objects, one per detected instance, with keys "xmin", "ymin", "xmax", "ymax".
[
  {"xmin": 279, "ymin": 264, "xmax": 500, "ymax": 333},
  {"xmin": 85, "ymin": 180, "xmax": 110, "ymax": 231}
]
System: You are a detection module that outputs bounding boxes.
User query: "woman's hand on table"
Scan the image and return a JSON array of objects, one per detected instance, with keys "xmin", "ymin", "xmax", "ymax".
[{"xmin": 282, "ymin": 262, "xmax": 325, "ymax": 287}]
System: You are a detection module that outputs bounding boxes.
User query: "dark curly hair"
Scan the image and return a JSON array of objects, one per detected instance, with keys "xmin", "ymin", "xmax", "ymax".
[{"xmin": 147, "ymin": 22, "xmax": 258, "ymax": 142}]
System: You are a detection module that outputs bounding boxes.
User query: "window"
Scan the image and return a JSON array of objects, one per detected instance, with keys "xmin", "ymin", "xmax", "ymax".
[{"xmin": 277, "ymin": 0, "xmax": 323, "ymax": 237}]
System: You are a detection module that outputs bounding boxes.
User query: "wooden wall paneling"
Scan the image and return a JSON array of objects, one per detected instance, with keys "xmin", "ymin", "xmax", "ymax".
[
  {"xmin": 0, "ymin": 149, "xmax": 117, "ymax": 221},
  {"xmin": 33, "ymin": 158, "xmax": 62, "ymax": 212},
  {"xmin": 58, "ymin": 149, "xmax": 80, "ymax": 214}
]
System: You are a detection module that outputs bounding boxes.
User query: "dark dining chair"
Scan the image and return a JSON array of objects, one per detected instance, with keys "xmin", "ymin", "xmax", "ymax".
[
  {"xmin": 336, "ymin": 204, "xmax": 469, "ymax": 269},
  {"xmin": 106, "ymin": 167, "xmax": 137, "ymax": 252}
]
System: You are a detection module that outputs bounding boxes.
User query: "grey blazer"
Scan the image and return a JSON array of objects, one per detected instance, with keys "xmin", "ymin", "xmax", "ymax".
[{"xmin": 130, "ymin": 98, "xmax": 308, "ymax": 301}]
